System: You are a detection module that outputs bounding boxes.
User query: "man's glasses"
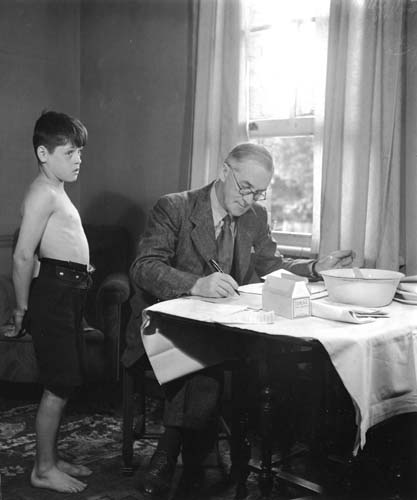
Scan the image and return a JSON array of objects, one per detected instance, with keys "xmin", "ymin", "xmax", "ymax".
[{"xmin": 225, "ymin": 162, "xmax": 267, "ymax": 201}]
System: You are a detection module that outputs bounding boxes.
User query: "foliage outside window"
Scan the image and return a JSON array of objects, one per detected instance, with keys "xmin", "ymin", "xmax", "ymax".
[{"xmin": 245, "ymin": 0, "xmax": 330, "ymax": 252}]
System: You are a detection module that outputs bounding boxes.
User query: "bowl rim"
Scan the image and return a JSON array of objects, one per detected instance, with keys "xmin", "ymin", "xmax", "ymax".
[{"xmin": 320, "ymin": 268, "xmax": 404, "ymax": 281}]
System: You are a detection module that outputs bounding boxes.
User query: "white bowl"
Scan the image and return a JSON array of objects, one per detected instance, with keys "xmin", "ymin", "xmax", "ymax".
[{"xmin": 320, "ymin": 268, "xmax": 404, "ymax": 308}]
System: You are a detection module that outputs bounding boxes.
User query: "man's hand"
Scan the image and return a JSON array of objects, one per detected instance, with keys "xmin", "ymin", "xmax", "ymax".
[
  {"xmin": 315, "ymin": 249, "xmax": 356, "ymax": 274},
  {"xmin": 190, "ymin": 273, "xmax": 239, "ymax": 298}
]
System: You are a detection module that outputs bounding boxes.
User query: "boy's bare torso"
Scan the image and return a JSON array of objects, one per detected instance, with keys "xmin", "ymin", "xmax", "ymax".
[{"xmin": 29, "ymin": 178, "xmax": 89, "ymax": 265}]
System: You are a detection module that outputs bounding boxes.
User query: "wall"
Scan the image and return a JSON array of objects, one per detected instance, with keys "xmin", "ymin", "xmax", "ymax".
[
  {"xmin": 0, "ymin": 0, "xmax": 195, "ymax": 274},
  {"xmin": 0, "ymin": 0, "xmax": 81, "ymax": 274},
  {"xmin": 80, "ymin": 0, "xmax": 195, "ymax": 249}
]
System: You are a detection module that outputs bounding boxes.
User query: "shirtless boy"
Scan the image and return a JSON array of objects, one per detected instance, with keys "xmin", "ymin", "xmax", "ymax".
[{"xmin": 12, "ymin": 110, "xmax": 92, "ymax": 493}]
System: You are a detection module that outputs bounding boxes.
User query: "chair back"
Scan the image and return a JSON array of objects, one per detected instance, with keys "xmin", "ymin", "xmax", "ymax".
[{"xmin": 83, "ymin": 224, "xmax": 131, "ymax": 327}]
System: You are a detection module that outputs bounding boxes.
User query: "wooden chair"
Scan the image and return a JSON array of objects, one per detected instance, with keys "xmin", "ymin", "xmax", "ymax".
[
  {"xmin": 121, "ymin": 347, "xmax": 253, "ymax": 499},
  {"xmin": 121, "ymin": 356, "xmax": 164, "ymax": 475}
]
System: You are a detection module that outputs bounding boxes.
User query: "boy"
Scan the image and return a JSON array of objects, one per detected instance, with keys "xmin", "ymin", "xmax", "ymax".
[{"xmin": 12, "ymin": 110, "xmax": 92, "ymax": 493}]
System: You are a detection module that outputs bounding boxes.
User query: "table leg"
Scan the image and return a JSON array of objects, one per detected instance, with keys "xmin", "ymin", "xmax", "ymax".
[
  {"xmin": 310, "ymin": 343, "xmax": 327, "ymax": 459},
  {"xmin": 231, "ymin": 361, "xmax": 251, "ymax": 499},
  {"xmin": 256, "ymin": 343, "xmax": 327, "ymax": 498},
  {"xmin": 121, "ymin": 366, "xmax": 135, "ymax": 475},
  {"xmin": 258, "ymin": 353, "xmax": 274, "ymax": 499}
]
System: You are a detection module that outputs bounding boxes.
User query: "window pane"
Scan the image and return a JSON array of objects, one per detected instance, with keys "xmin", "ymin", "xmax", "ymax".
[
  {"xmin": 253, "ymin": 137, "xmax": 314, "ymax": 234},
  {"xmin": 248, "ymin": 21, "xmax": 318, "ymax": 120},
  {"xmin": 246, "ymin": 0, "xmax": 329, "ymax": 121},
  {"xmin": 247, "ymin": 0, "xmax": 330, "ymax": 29}
]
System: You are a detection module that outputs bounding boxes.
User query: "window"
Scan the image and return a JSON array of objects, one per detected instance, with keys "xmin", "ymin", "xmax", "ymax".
[{"xmin": 244, "ymin": 0, "xmax": 330, "ymax": 255}]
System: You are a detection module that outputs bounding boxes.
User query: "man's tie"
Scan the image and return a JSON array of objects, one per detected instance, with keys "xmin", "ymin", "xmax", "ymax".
[{"xmin": 216, "ymin": 214, "xmax": 234, "ymax": 275}]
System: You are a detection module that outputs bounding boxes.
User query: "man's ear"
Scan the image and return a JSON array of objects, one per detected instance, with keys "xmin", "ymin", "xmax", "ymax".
[
  {"xmin": 36, "ymin": 145, "xmax": 48, "ymax": 163},
  {"xmin": 218, "ymin": 162, "xmax": 228, "ymax": 182}
]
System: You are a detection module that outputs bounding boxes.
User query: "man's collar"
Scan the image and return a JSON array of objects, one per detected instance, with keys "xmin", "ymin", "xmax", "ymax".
[{"xmin": 210, "ymin": 181, "xmax": 228, "ymax": 227}]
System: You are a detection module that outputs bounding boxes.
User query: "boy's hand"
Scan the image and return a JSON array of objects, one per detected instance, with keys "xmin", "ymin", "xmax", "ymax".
[
  {"xmin": 2, "ymin": 324, "xmax": 18, "ymax": 338},
  {"xmin": 5, "ymin": 309, "xmax": 28, "ymax": 338}
]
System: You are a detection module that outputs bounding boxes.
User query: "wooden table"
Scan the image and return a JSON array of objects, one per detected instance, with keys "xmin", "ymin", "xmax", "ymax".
[{"xmin": 141, "ymin": 297, "xmax": 417, "ymax": 498}]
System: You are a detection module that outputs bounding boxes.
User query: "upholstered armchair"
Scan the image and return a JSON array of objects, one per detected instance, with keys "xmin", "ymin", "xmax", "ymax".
[{"xmin": 0, "ymin": 224, "xmax": 131, "ymax": 384}]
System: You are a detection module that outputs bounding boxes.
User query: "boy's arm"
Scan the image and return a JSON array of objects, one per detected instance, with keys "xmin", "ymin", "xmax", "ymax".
[{"xmin": 11, "ymin": 185, "xmax": 55, "ymax": 336}]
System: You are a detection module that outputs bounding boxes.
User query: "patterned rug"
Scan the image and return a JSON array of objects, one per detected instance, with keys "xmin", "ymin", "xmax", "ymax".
[
  {"xmin": 2, "ymin": 395, "xmax": 415, "ymax": 500},
  {"xmin": 1, "ymin": 404, "xmax": 129, "ymax": 477},
  {"xmin": 0, "ymin": 400, "xmax": 159, "ymax": 500},
  {"xmin": 0, "ymin": 397, "xmax": 265, "ymax": 500}
]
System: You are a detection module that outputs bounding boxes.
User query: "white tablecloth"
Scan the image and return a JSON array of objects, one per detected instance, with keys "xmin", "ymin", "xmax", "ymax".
[{"xmin": 141, "ymin": 296, "xmax": 417, "ymax": 454}]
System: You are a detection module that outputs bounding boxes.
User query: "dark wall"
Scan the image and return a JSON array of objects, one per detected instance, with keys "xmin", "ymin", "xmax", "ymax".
[
  {"xmin": 0, "ymin": 0, "xmax": 81, "ymax": 235},
  {"xmin": 0, "ymin": 0, "xmax": 81, "ymax": 273},
  {"xmin": 0, "ymin": 0, "xmax": 195, "ymax": 272},
  {"xmin": 80, "ymin": 0, "xmax": 196, "ymax": 248}
]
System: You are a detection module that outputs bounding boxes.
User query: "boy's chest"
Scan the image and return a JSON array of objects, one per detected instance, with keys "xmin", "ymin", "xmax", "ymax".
[{"xmin": 52, "ymin": 195, "xmax": 82, "ymax": 228}]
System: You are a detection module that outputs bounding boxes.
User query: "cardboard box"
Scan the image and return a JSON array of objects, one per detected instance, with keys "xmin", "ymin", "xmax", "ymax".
[{"xmin": 262, "ymin": 274, "xmax": 311, "ymax": 319}]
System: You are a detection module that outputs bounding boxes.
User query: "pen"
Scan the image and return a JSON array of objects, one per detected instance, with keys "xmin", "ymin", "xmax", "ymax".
[{"xmin": 209, "ymin": 259, "xmax": 240, "ymax": 295}]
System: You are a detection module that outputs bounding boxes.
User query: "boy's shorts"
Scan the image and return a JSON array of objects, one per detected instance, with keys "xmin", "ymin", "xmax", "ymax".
[{"xmin": 26, "ymin": 258, "xmax": 92, "ymax": 392}]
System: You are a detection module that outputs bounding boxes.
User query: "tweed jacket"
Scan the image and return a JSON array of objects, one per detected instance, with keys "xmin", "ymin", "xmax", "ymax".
[{"xmin": 121, "ymin": 182, "xmax": 315, "ymax": 367}]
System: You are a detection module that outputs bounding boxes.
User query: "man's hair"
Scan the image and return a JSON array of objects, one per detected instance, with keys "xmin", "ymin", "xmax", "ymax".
[
  {"xmin": 226, "ymin": 142, "xmax": 274, "ymax": 172},
  {"xmin": 33, "ymin": 110, "xmax": 88, "ymax": 161}
]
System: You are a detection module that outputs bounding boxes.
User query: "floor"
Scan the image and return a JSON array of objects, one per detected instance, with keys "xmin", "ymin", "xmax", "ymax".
[{"xmin": 1, "ymin": 380, "xmax": 417, "ymax": 500}]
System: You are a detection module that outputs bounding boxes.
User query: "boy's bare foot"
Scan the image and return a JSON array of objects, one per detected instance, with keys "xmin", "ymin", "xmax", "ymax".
[
  {"xmin": 57, "ymin": 459, "xmax": 93, "ymax": 477},
  {"xmin": 31, "ymin": 466, "xmax": 87, "ymax": 493}
]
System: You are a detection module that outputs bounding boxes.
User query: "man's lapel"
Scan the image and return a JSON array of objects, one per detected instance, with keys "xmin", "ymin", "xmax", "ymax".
[
  {"xmin": 189, "ymin": 184, "xmax": 217, "ymax": 265},
  {"xmin": 189, "ymin": 184, "xmax": 259, "ymax": 281}
]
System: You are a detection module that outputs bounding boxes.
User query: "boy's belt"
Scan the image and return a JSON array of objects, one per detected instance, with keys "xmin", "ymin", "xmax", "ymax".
[
  {"xmin": 39, "ymin": 257, "xmax": 95, "ymax": 274},
  {"xmin": 39, "ymin": 258, "xmax": 94, "ymax": 288}
]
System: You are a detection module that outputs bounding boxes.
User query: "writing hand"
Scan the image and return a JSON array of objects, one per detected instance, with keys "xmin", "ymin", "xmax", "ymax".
[
  {"xmin": 315, "ymin": 249, "xmax": 356, "ymax": 274},
  {"xmin": 190, "ymin": 273, "xmax": 239, "ymax": 298}
]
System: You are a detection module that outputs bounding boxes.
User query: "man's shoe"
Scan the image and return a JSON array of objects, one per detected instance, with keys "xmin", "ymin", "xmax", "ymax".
[{"xmin": 135, "ymin": 450, "xmax": 176, "ymax": 498}]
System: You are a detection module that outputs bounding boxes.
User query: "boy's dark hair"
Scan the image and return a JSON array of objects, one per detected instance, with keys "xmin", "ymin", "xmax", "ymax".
[{"xmin": 33, "ymin": 110, "xmax": 88, "ymax": 162}]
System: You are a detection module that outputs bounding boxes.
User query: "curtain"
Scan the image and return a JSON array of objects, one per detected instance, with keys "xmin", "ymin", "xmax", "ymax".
[
  {"xmin": 404, "ymin": 1, "xmax": 417, "ymax": 276},
  {"xmin": 190, "ymin": 0, "xmax": 248, "ymax": 189},
  {"xmin": 319, "ymin": 0, "xmax": 405, "ymax": 270}
]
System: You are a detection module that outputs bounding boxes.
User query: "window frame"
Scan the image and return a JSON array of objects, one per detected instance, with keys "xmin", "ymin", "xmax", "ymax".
[
  {"xmin": 245, "ymin": 6, "xmax": 329, "ymax": 257},
  {"xmin": 248, "ymin": 119, "xmax": 316, "ymax": 256}
]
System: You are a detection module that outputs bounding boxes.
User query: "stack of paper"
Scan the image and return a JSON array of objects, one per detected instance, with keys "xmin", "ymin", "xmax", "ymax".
[
  {"xmin": 238, "ymin": 283, "xmax": 263, "ymax": 295},
  {"xmin": 183, "ymin": 298, "xmax": 273, "ymax": 324},
  {"xmin": 215, "ymin": 309, "xmax": 275, "ymax": 325}
]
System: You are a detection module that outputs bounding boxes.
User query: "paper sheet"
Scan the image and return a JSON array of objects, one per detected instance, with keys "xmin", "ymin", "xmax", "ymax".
[
  {"xmin": 215, "ymin": 309, "xmax": 275, "ymax": 325},
  {"xmin": 238, "ymin": 283, "xmax": 263, "ymax": 295},
  {"xmin": 239, "ymin": 281, "xmax": 329, "ymax": 299}
]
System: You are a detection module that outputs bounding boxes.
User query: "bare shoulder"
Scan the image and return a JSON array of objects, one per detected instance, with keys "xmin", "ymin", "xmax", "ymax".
[{"xmin": 22, "ymin": 178, "xmax": 58, "ymax": 215}]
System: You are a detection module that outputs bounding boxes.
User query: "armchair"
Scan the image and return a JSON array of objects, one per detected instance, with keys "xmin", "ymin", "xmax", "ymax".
[{"xmin": 0, "ymin": 224, "xmax": 131, "ymax": 384}]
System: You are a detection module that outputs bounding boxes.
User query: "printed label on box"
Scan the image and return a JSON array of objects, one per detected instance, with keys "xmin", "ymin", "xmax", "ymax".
[{"xmin": 293, "ymin": 297, "xmax": 311, "ymax": 317}]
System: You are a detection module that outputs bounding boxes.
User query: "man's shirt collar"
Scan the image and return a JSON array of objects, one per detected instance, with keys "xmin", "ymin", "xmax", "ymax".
[{"xmin": 210, "ymin": 181, "xmax": 228, "ymax": 230}]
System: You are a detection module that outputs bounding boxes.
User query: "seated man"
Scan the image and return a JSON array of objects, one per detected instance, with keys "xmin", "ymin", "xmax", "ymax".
[{"xmin": 123, "ymin": 142, "xmax": 354, "ymax": 498}]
